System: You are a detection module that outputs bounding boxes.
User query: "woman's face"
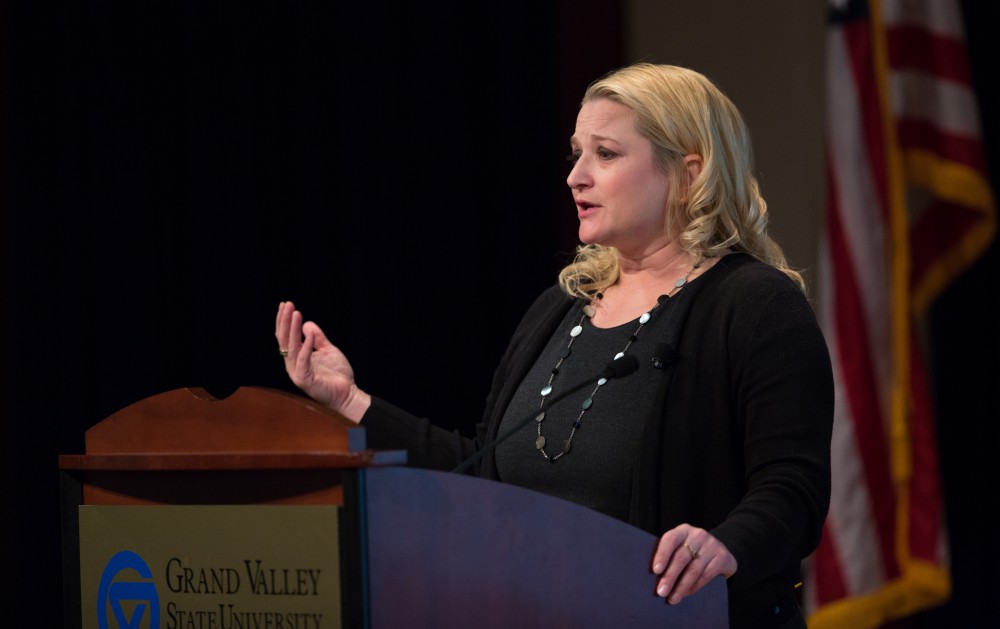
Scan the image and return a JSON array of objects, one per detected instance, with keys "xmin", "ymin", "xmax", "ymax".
[{"xmin": 567, "ymin": 98, "xmax": 672, "ymax": 256}]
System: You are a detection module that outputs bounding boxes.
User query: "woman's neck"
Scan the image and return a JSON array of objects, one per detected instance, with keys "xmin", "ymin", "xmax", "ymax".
[
  {"xmin": 616, "ymin": 243, "xmax": 696, "ymax": 291},
  {"xmin": 591, "ymin": 244, "xmax": 704, "ymax": 328}
]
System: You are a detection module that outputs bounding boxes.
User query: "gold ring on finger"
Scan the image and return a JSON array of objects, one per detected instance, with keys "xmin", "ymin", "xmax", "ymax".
[{"xmin": 684, "ymin": 543, "xmax": 699, "ymax": 560}]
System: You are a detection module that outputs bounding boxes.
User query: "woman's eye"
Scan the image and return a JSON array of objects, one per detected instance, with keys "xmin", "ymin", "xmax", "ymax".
[{"xmin": 567, "ymin": 148, "xmax": 617, "ymax": 164}]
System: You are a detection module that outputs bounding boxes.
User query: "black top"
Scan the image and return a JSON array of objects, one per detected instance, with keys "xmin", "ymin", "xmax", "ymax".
[
  {"xmin": 495, "ymin": 297, "xmax": 676, "ymax": 522},
  {"xmin": 362, "ymin": 253, "xmax": 834, "ymax": 628}
]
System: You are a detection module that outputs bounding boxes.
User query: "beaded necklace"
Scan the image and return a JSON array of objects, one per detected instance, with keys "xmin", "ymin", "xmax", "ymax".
[{"xmin": 534, "ymin": 259, "xmax": 703, "ymax": 462}]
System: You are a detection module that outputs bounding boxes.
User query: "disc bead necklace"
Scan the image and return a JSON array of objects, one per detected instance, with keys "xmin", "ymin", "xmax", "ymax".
[{"xmin": 534, "ymin": 259, "xmax": 703, "ymax": 462}]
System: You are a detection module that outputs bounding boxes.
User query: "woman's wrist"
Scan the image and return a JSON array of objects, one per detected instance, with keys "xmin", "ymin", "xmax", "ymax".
[{"xmin": 338, "ymin": 386, "xmax": 372, "ymax": 424}]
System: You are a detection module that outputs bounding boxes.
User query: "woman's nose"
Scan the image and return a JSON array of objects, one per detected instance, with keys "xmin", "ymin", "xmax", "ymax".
[{"xmin": 566, "ymin": 160, "xmax": 589, "ymax": 190}]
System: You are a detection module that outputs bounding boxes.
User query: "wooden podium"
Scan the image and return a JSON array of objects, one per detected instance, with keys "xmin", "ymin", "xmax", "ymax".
[{"xmin": 59, "ymin": 386, "xmax": 728, "ymax": 628}]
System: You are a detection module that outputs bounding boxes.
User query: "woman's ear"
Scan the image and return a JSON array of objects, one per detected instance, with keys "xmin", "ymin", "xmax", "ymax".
[{"xmin": 683, "ymin": 153, "xmax": 703, "ymax": 181}]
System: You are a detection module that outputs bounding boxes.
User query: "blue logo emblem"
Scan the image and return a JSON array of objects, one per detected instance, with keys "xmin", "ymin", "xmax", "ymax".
[{"xmin": 97, "ymin": 550, "xmax": 161, "ymax": 629}]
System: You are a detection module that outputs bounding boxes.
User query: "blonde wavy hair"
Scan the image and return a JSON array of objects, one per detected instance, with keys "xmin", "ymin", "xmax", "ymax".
[{"xmin": 558, "ymin": 63, "xmax": 805, "ymax": 298}]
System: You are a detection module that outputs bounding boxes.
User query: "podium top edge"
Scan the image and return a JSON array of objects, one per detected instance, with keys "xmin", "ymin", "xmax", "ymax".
[{"xmin": 58, "ymin": 449, "xmax": 408, "ymax": 471}]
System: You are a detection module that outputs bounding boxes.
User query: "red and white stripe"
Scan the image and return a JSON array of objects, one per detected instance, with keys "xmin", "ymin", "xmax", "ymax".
[{"xmin": 804, "ymin": 1, "xmax": 994, "ymax": 627}]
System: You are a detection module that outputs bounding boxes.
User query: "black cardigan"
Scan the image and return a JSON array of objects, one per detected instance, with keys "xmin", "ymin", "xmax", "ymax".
[{"xmin": 361, "ymin": 253, "xmax": 834, "ymax": 628}]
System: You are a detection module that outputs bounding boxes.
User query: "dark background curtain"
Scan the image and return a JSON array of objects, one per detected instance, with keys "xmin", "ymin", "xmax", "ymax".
[
  {"xmin": 1, "ymin": 2, "xmax": 996, "ymax": 628},
  {"xmin": 0, "ymin": 2, "xmax": 623, "ymax": 626}
]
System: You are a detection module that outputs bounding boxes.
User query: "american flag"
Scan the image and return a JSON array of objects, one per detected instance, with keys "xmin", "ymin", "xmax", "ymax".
[{"xmin": 804, "ymin": 1, "xmax": 996, "ymax": 627}]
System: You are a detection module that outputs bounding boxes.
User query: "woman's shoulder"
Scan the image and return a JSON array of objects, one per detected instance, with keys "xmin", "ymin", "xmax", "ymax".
[
  {"xmin": 710, "ymin": 252, "xmax": 794, "ymax": 280},
  {"xmin": 692, "ymin": 253, "xmax": 829, "ymax": 364},
  {"xmin": 495, "ymin": 284, "xmax": 576, "ymax": 370},
  {"xmin": 518, "ymin": 283, "xmax": 575, "ymax": 326},
  {"xmin": 689, "ymin": 253, "xmax": 818, "ymax": 332},
  {"xmin": 701, "ymin": 253, "xmax": 805, "ymax": 301}
]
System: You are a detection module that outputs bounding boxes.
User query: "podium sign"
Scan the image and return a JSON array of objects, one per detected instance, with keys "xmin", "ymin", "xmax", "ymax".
[{"xmin": 78, "ymin": 505, "xmax": 341, "ymax": 629}]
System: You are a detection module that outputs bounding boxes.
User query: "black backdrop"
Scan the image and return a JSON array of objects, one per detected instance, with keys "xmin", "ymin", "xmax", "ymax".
[
  {"xmin": 0, "ymin": 1, "xmax": 624, "ymax": 626},
  {"xmin": 2, "ymin": 2, "xmax": 997, "ymax": 628}
]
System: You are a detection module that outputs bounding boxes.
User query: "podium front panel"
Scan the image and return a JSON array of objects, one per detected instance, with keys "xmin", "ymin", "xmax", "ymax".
[
  {"xmin": 78, "ymin": 505, "xmax": 341, "ymax": 629},
  {"xmin": 353, "ymin": 467, "xmax": 728, "ymax": 629}
]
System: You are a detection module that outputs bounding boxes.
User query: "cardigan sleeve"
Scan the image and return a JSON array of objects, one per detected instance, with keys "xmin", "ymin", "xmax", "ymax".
[
  {"xmin": 708, "ymin": 273, "xmax": 834, "ymax": 592},
  {"xmin": 360, "ymin": 284, "xmax": 571, "ymax": 474},
  {"xmin": 360, "ymin": 395, "xmax": 478, "ymax": 471}
]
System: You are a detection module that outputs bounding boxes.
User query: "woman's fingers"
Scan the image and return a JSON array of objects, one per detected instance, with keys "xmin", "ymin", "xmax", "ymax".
[
  {"xmin": 276, "ymin": 301, "xmax": 308, "ymax": 367},
  {"xmin": 651, "ymin": 525, "xmax": 737, "ymax": 604},
  {"xmin": 287, "ymin": 309, "xmax": 304, "ymax": 360},
  {"xmin": 293, "ymin": 320, "xmax": 316, "ymax": 381},
  {"xmin": 276, "ymin": 301, "xmax": 296, "ymax": 358}
]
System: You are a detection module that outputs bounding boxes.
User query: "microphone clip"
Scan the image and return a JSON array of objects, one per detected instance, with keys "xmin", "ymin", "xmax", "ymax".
[{"xmin": 651, "ymin": 343, "xmax": 675, "ymax": 370}]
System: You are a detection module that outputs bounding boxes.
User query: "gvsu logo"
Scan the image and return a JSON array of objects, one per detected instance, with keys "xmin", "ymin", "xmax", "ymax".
[{"xmin": 97, "ymin": 550, "xmax": 161, "ymax": 629}]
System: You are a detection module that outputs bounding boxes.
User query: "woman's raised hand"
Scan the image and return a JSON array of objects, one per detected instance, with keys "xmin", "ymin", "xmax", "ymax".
[{"xmin": 275, "ymin": 301, "xmax": 371, "ymax": 422}]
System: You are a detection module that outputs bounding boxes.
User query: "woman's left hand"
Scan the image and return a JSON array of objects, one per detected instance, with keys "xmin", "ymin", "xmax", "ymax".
[{"xmin": 651, "ymin": 524, "xmax": 737, "ymax": 604}]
